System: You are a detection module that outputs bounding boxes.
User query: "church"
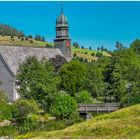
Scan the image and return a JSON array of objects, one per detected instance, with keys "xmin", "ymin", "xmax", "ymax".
[{"xmin": 0, "ymin": 6, "xmax": 71, "ymax": 102}]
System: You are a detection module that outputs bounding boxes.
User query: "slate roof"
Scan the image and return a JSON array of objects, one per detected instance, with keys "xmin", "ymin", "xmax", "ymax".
[{"xmin": 0, "ymin": 45, "xmax": 64, "ymax": 75}]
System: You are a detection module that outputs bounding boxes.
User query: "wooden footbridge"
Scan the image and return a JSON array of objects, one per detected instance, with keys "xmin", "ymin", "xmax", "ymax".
[{"xmin": 78, "ymin": 103, "xmax": 120, "ymax": 119}]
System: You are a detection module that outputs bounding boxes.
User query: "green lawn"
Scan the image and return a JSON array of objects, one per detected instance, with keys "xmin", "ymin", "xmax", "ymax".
[{"xmin": 17, "ymin": 104, "xmax": 140, "ymax": 139}]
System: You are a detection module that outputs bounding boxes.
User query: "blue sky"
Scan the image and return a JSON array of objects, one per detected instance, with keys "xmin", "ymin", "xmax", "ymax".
[{"xmin": 0, "ymin": 1, "xmax": 140, "ymax": 50}]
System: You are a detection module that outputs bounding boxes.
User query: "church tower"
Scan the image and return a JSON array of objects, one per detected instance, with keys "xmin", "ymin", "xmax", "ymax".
[{"xmin": 54, "ymin": 3, "xmax": 71, "ymax": 57}]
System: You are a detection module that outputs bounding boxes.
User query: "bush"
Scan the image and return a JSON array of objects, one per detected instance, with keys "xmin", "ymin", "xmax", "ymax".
[
  {"xmin": 91, "ymin": 52, "xmax": 95, "ymax": 57},
  {"xmin": 0, "ymin": 91, "xmax": 8, "ymax": 103},
  {"xmin": 73, "ymin": 52, "xmax": 77, "ymax": 57},
  {"xmin": 0, "ymin": 102, "xmax": 12, "ymax": 122},
  {"xmin": 18, "ymin": 114, "xmax": 39, "ymax": 134},
  {"xmin": 30, "ymin": 40, "xmax": 33, "ymax": 43},
  {"xmin": 48, "ymin": 91, "xmax": 77, "ymax": 119},
  {"xmin": 12, "ymin": 99, "xmax": 40, "ymax": 121},
  {"xmin": 74, "ymin": 90, "xmax": 93, "ymax": 104}
]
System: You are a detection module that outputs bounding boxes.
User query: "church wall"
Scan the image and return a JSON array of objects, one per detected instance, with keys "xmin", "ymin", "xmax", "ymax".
[{"xmin": 0, "ymin": 57, "xmax": 14, "ymax": 102}]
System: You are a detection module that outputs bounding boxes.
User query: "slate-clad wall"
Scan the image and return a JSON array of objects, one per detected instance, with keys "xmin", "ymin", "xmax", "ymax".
[{"xmin": 0, "ymin": 56, "xmax": 14, "ymax": 102}]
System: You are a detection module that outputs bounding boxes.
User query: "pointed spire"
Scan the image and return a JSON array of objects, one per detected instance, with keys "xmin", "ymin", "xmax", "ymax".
[{"xmin": 61, "ymin": 1, "xmax": 63, "ymax": 14}]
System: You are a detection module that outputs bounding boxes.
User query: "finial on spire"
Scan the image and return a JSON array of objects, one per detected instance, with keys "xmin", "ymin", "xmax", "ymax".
[{"xmin": 61, "ymin": 1, "xmax": 63, "ymax": 14}]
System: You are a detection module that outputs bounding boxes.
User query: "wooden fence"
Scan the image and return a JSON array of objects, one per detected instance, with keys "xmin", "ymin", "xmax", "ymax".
[{"xmin": 78, "ymin": 103, "xmax": 120, "ymax": 114}]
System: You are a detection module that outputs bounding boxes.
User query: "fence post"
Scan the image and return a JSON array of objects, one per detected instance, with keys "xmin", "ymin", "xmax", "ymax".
[
  {"xmin": 97, "ymin": 104, "xmax": 99, "ymax": 114},
  {"xmin": 108, "ymin": 105, "xmax": 110, "ymax": 113}
]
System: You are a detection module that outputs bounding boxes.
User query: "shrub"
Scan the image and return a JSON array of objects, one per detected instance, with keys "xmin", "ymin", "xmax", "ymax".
[
  {"xmin": 30, "ymin": 40, "xmax": 33, "ymax": 43},
  {"xmin": 0, "ymin": 91, "xmax": 8, "ymax": 103},
  {"xmin": 91, "ymin": 52, "xmax": 95, "ymax": 57},
  {"xmin": 74, "ymin": 90, "xmax": 93, "ymax": 104},
  {"xmin": 48, "ymin": 91, "xmax": 77, "ymax": 119},
  {"xmin": 0, "ymin": 102, "xmax": 12, "ymax": 122},
  {"xmin": 73, "ymin": 52, "xmax": 77, "ymax": 57},
  {"xmin": 12, "ymin": 99, "xmax": 40, "ymax": 121},
  {"xmin": 20, "ymin": 37, "xmax": 24, "ymax": 41}
]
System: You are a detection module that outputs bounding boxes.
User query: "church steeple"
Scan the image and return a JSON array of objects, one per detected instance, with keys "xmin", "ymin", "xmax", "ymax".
[{"xmin": 54, "ymin": 2, "xmax": 71, "ymax": 57}]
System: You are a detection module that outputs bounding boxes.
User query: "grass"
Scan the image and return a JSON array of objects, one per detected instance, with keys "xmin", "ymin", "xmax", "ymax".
[
  {"xmin": 0, "ymin": 35, "xmax": 48, "ymax": 47},
  {"xmin": 16, "ymin": 104, "xmax": 140, "ymax": 139},
  {"xmin": 72, "ymin": 47, "xmax": 111, "ymax": 62}
]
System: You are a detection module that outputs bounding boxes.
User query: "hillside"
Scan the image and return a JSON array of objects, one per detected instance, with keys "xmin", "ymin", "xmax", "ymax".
[
  {"xmin": 17, "ymin": 104, "xmax": 140, "ymax": 139},
  {"xmin": 72, "ymin": 47, "xmax": 111, "ymax": 61},
  {"xmin": 0, "ymin": 35, "xmax": 48, "ymax": 47},
  {"xmin": 0, "ymin": 24, "xmax": 24, "ymax": 37},
  {"xmin": 0, "ymin": 35, "xmax": 111, "ymax": 62}
]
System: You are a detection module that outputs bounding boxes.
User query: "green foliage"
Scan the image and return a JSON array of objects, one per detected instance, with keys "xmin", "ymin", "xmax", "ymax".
[
  {"xmin": 12, "ymin": 99, "xmax": 40, "ymax": 120},
  {"xmin": 0, "ymin": 102, "xmax": 12, "ymax": 122},
  {"xmin": 49, "ymin": 55, "xmax": 66, "ymax": 73},
  {"xmin": 16, "ymin": 56, "xmax": 60, "ymax": 104},
  {"xmin": 83, "ymin": 62, "xmax": 106, "ymax": 98},
  {"xmin": 73, "ymin": 52, "xmax": 77, "ymax": 57},
  {"xmin": 111, "ymin": 48, "xmax": 140, "ymax": 105},
  {"xmin": 130, "ymin": 39, "xmax": 140, "ymax": 54},
  {"xmin": 48, "ymin": 91, "xmax": 77, "ymax": 119},
  {"xmin": 0, "ymin": 91, "xmax": 8, "ymax": 103},
  {"xmin": 59, "ymin": 60, "xmax": 87, "ymax": 95},
  {"xmin": 18, "ymin": 114, "xmax": 39, "ymax": 134},
  {"xmin": 0, "ymin": 24, "xmax": 25, "ymax": 37},
  {"xmin": 96, "ymin": 52, "xmax": 103, "ymax": 58},
  {"xmin": 0, "ymin": 92, "xmax": 12, "ymax": 122},
  {"xmin": 74, "ymin": 90, "xmax": 93, "ymax": 103},
  {"xmin": 73, "ymin": 42, "xmax": 80, "ymax": 48}
]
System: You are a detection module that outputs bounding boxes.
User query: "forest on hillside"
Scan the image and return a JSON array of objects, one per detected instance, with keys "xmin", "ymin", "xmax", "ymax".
[{"xmin": 0, "ymin": 24, "xmax": 25, "ymax": 37}]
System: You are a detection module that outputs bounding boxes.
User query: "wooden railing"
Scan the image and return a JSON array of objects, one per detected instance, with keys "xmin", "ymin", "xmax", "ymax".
[{"xmin": 78, "ymin": 103, "xmax": 120, "ymax": 113}]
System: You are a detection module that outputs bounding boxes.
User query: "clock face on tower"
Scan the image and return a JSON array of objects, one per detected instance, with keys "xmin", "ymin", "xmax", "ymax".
[{"xmin": 66, "ymin": 41, "xmax": 70, "ymax": 47}]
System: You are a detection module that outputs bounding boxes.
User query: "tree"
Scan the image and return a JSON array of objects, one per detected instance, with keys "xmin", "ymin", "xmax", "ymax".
[
  {"xmin": 74, "ymin": 90, "xmax": 93, "ymax": 103},
  {"xmin": 115, "ymin": 41, "xmax": 125, "ymax": 50},
  {"xmin": 34, "ymin": 35, "xmax": 42, "ymax": 41},
  {"xmin": 97, "ymin": 47, "xmax": 100, "ymax": 51},
  {"xmin": 111, "ymin": 48, "xmax": 140, "ymax": 105},
  {"xmin": 49, "ymin": 55, "xmax": 66, "ymax": 73},
  {"xmin": 81, "ymin": 46, "xmax": 84, "ymax": 49},
  {"xmin": 41, "ymin": 36, "xmax": 45, "ymax": 42},
  {"xmin": 16, "ymin": 56, "xmax": 60, "ymax": 105},
  {"xmin": 101, "ymin": 45, "xmax": 104, "ymax": 51},
  {"xmin": 73, "ymin": 42, "xmax": 80, "ymax": 48},
  {"xmin": 28, "ymin": 34, "xmax": 33, "ymax": 39},
  {"xmin": 89, "ymin": 46, "xmax": 92, "ymax": 50},
  {"xmin": 83, "ymin": 63, "xmax": 106, "ymax": 98},
  {"xmin": 59, "ymin": 60, "xmax": 87, "ymax": 95},
  {"xmin": 48, "ymin": 91, "xmax": 77, "ymax": 119},
  {"xmin": 130, "ymin": 39, "xmax": 140, "ymax": 54}
]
